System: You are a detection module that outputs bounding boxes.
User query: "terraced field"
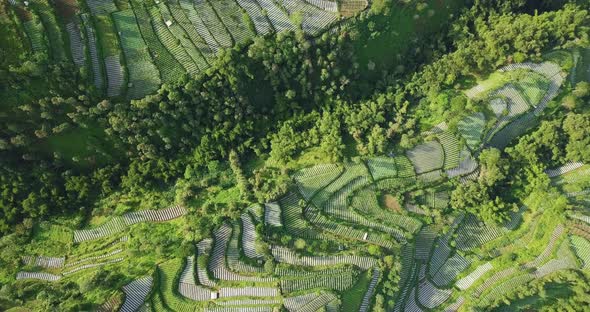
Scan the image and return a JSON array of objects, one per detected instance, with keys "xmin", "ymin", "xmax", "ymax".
[
  {"xmin": 11, "ymin": 59, "xmax": 588, "ymax": 311},
  {"xmin": 6, "ymin": 0, "xmax": 362, "ymax": 100}
]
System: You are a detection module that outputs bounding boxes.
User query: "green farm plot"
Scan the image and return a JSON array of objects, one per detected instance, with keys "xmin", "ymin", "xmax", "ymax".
[
  {"xmin": 293, "ymin": 164, "xmax": 343, "ymax": 201},
  {"xmin": 339, "ymin": 269, "xmax": 371, "ymax": 310},
  {"xmin": 553, "ymin": 165, "xmax": 590, "ymax": 193},
  {"xmin": 177, "ymin": 0, "xmax": 222, "ymax": 53},
  {"xmin": 280, "ymin": 0, "xmax": 339, "ymax": 36},
  {"xmin": 406, "ymin": 140, "xmax": 444, "ymax": 174},
  {"xmin": 570, "ymin": 235, "xmax": 590, "ymax": 269},
  {"xmin": 22, "ymin": 18, "xmax": 47, "ymax": 54},
  {"xmin": 394, "ymin": 155, "xmax": 417, "ymax": 178},
  {"xmin": 280, "ymin": 267, "xmax": 359, "ymax": 293},
  {"xmin": 112, "ymin": 9, "xmax": 161, "ymax": 99},
  {"xmin": 93, "ymin": 14, "xmax": 122, "ymax": 57},
  {"xmin": 543, "ymin": 49, "xmax": 574, "ymax": 71},
  {"xmin": 130, "ymin": 0, "xmax": 185, "ymax": 82},
  {"xmin": 476, "ymin": 273, "xmax": 534, "ymax": 308},
  {"xmin": 487, "ymin": 112, "xmax": 538, "ymax": 149},
  {"xmin": 29, "ymin": 0, "xmax": 68, "ymax": 61},
  {"xmin": 4, "ymin": 0, "xmax": 582, "ymax": 303},
  {"xmin": 164, "ymin": 1, "xmax": 215, "ymax": 63},
  {"xmin": 512, "ymin": 72, "xmax": 551, "ymax": 107},
  {"xmin": 25, "ymin": 223, "xmax": 74, "ymax": 256},
  {"xmin": 366, "ymin": 157, "xmax": 397, "ymax": 181},
  {"xmin": 156, "ymin": 2, "xmax": 209, "ymax": 73},
  {"xmin": 208, "ymin": 0, "xmax": 256, "ymax": 45},
  {"xmin": 455, "ymin": 214, "xmax": 506, "ymax": 251},
  {"xmin": 437, "ymin": 132, "xmax": 461, "ymax": 170},
  {"xmin": 149, "ymin": 284, "xmax": 169, "ymax": 311},
  {"xmin": 350, "ymin": 187, "xmax": 422, "ymax": 234},
  {"xmin": 147, "ymin": 5, "xmax": 199, "ymax": 75},
  {"xmin": 157, "ymin": 259, "xmax": 197, "ymax": 311},
  {"xmin": 193, "ymin": 0, "xmax": 233, "ymax": 47},
  {"xmin": 310, "ymin": 162, "xmax": 369, "ymax": 209},
  {"xmin": 279, "ymin": 191, "xmax": 327, "ymax": 239}
]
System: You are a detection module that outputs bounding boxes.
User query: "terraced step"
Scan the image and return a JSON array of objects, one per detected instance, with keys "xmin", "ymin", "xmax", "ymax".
[
  {"xmin": 210, "ymin": 223, "xmax": 274, "ymax": 282},
  {"xmin": 271, "ymin": 246, "xmax": 376, "ymax": 270},
  {"xmin": 196, "ymin": 239, "xmax": 217, "ymax": 287},
  {"xmin": 455, "ymin": 262, "xmax": 493, "ymax": 290},
  {"xmin": 280, "ymin": 267, "xmax": 358, "ymax": 293},
  {"xmin": 235, "ymin": 0, "xmax": 273, "ymax": 35},
  {"xmin": 104, "ymin": 55, "xmax": 124, "ymax": 97},
  {"xmin": 81, "ymin": 14, "xmax": 104, "ymax": 91},
  {"xmin": 74, "ymin": 205, "xmax": 186, "ymax": 242},
  {"xmin": 293, "ymin": 163, "xmax": 343, "ymax": 202},
  {"xmin": 255, "ymin": 0, "xmax": 296, "ymax": 33},
  {"xmin": 431, "ymin": 254, "xmax": 470, "ymax": 287},
  {"xmin": 227, "ymin": 222, "xmax": 265, "ymax": 273},
  {"xmin": 279, "ymin": 0, "xmax": 338, "ymax": 35},
  {"xmin": 359, "ymin": 268, "xmax": 381, "ymax": 312},
  {"xmin": 406, "ymin": 140, "xmax": 444, "ymax": 174},
  {"xmin": 86, "ymin": 0, "xmax": 117, "ymax": 15},
  {"xmin": 218, "ymin": 286, "xmax": 279, "ymax": 298},
  {"xmin": 178, "ymin": 256, "xmax": 212, "ymax": 300},
  {"xmin": 62, "ymin": 257, "xmax": 124, "ymax": 275},
  {"xmin": 417, "ymin": 279, "xmax": 452, "ymax": 309},
  {"xmin": 437, "ymin": 132, "xmax": 461, "ymax": 170},
  {"xmin": 148, "ymin": 4, "xmax": 200, "ymax": 75},
  {"xmin": 193, "ymin": 0, "xmax": 233, "ymax": 47},
  {"xmin": 16, "ymin": 271, "xmax": 61, "ymax": 281},
  {"xmin": 65, "ymin": 20, "xmax": 87, "ymax": 68},
  {"xmin": 22, "ymin": 256, "xmax": 65, "ymax": 268},
  {"xmin": 414, "ymin": 227, "xmax": 437, "ymax": 260},
  {"xmin": 65, "ymin": 248, "xmax": 124, "ymax": 267},
  {"xmin": 178, "ymin": 0, "xmax": 222, "ymax": 53},
  {"xmin": 166, "ymin": 0, "xmax": 216, "ymax": 61},
  {"xmin": 283, "ymin": 291, "xmax": 339, "ymax": 312},
  {"xmin": 130, "ymin": 0, "xmax": 185, "ymax": 82},
  {"xmin": 208, "ymin": 0, "xmax": 256, "ymax": 45},
  {"xmin": 241, "ymin": 213, "xmax": 265, "ymax": 259},
  {"xmin": 22, "ymin": 18, "xmax": 47, "ymax": 53},
  {"xmin": 120, "ymin": 277, "xmax": 153, "ymax": 312},
  {"xmin": 264, "ymin": 201, "xmax": 282, "ymax": 227},
  {"xmin": 31, "ymin": 0, "xmax": 68, "ymax": 61},
  {"xmin": 546, "ymin": 162, "xmax": 585, "ymax": 178}
]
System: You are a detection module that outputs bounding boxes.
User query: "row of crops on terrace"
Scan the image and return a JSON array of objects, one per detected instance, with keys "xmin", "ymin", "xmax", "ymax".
[
  {"xmin": 13, "ymin": 59, "xmax": 590, "ymax": 311},
  {"xmin": 7, "ymin": 0, "xmax": 355, "ymax": 100}
]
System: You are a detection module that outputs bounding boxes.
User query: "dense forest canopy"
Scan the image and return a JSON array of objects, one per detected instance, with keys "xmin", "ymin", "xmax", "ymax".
[{"xmin": 1, "ymin": 0, "xmax": 590, "ymax": 311}]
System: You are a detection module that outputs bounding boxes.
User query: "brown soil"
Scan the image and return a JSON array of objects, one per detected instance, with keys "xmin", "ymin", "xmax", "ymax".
[
  {"xmin": 14, "ymin": 5, "xmax": 33, "ymax": 21},
  {"xmin": 54, "ymin": 0, "xmax": 78, "ymax": 19},
  {"xmin": 382, "ymin": 194, "xmax": 402, "ymax": 213},
  {"xmin": 339, "ymin": 0, "xmax": 368, "ymax": 18}
]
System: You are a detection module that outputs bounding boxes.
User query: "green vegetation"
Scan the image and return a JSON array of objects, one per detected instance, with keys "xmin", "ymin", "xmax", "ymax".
[{"xmin": 1, "ymin": 0, "xmax": 590, "ymax": 311}]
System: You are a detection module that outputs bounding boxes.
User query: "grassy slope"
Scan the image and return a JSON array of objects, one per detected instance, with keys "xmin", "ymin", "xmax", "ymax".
[{"xmin": 341, "ymin": 269, "xmax": 371, "ymax": 312}]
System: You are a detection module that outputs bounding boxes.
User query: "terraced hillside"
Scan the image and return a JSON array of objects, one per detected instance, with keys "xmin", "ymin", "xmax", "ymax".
[
  {"xmin": 10, "ymin": 56, "xmax": 590, "ymax": 311},
  {"xmin": 6, "ymin": 0, "xmax": 363, "ymax": 99}
]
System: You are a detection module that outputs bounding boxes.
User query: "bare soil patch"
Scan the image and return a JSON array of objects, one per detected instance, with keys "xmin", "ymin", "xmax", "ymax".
[{"xmin": 382, "ymin": 193, "xmax": 402, "ymax": 213}]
